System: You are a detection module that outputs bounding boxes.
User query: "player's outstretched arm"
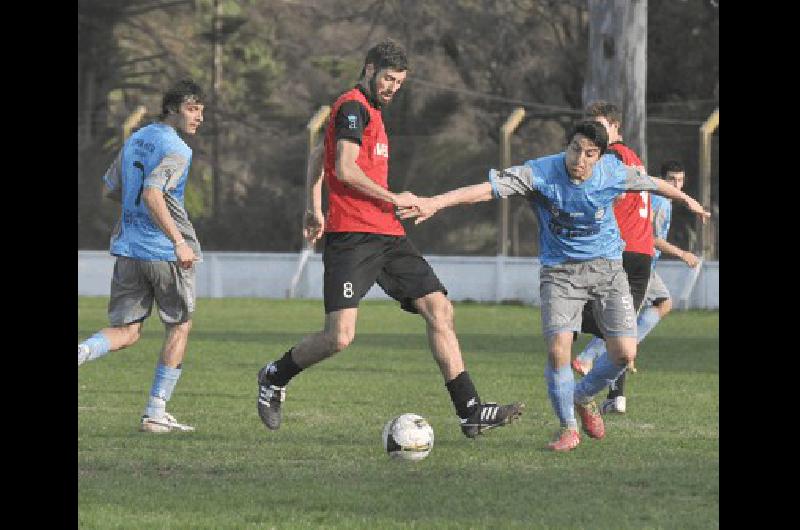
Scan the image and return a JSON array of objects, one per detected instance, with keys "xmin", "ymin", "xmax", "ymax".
[
  {"xmin": 397, "ymin": 182, "xmax": 494, "ymax": 224},
  {"xmin": 652, "ymin": 179, "xmax": 710, "ymax": 223},
  {"xmin": 654, "ymin": 238, "xmax": 700, "ymax": 267}
]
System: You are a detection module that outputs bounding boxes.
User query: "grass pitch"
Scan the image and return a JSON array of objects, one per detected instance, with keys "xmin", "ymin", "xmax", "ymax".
[{"xmin": 78, "ymin": 298, "xmax": 718, "ymax": 529}]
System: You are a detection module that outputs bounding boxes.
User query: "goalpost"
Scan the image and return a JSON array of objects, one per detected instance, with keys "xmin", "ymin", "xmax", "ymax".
[{"xmin": 680, "ymin": 108, "xmax": 718, "ymax": 310}]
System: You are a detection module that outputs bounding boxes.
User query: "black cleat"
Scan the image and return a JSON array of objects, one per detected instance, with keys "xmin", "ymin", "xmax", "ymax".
[
  {"xmin": 257, "ymin": 364, "xmax": 286, "ymax": 430},
  {"xmin": 460, "ymin": 401, "xmax": 525, "ymax": 438}
]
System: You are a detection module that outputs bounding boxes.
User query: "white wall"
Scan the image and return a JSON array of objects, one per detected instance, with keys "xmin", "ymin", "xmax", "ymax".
[{"xmin": 78, "ymin": 251, "xmax": 719, "ymax": 309}]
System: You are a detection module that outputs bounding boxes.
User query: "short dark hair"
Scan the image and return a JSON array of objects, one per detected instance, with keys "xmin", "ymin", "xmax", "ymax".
[
  {"xmin": 160, "ymin": 79, "xmax": 205, "ymax": 119},
  {"xmin": 360, "ymin": 39, "xmax": 408, "ymax": 77},
  {"xmin": 567, "ymin": 120, "xmax": 608, "ymax": 154},
  {"xmin": 660, "ymin": 160, "xmax": 685, "ymax": 177},
  {"xmin": 585, "ymin": 100, "xmax": 622, "ymax": 126}
]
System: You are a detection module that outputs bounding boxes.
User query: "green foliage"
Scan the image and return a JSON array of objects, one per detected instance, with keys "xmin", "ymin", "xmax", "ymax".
[{"xmin": 79, "ymin": 297, "xmax": 718, "ymax": 529}]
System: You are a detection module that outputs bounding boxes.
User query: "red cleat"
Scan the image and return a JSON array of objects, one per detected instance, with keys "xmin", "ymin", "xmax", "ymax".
[
  {"xmin": 547, "ymin": 427, "xmax": 581, "ymax": 452},
  {"xmin": 572, "ymin": 358, "xmax": 591, "ymax": 376},
  {"xmin": 575, "ymin": 399, "xmax": 605, "ymax": 439}
]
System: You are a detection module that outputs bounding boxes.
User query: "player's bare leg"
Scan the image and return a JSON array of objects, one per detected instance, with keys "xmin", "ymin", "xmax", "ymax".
[
  {"xmin": 78, "ymin": 322, "xmax": 142, "ymax": 366},
  {"xmin": 257, "ymin": 309, "xmax": 358, "ymax": 430},
  {"xmin": 414, "ymin": 291, "xmax": 524, "ymax": 438},
  {"xmin": 413, "ymin": 291, "xmax": 464, "ymax": 381}
]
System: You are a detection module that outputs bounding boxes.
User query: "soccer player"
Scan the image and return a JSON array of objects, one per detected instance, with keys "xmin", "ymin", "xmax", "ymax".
[
  {"xmin": 398, "ymin": 120, "xmax": 710, "ymax": 452},
  {"xmin": 572, "ymin": 101, "xmax": 655, "ymax": 415},
  {"xmin": 576, "ymin": 160, "xmax": 701, "ymax": 376},
  {"xmin": 78, "ymin": 79, "xmax": 205, "ymax": 433},
  {"xmin": 256, "ymin": 39, "xmax": 524, "ymax": 439}
]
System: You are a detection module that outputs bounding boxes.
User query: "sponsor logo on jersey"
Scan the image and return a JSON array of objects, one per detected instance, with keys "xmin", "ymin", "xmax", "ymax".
[
  {"xmin": 347, "ymin": 115, "xmax": 358, "ymax": 129},
  {"xmin": 595, "ymin": 208, "xmax": 605, "ymax": 220},
  {"xmin": 375, "ymin": 143, "xmax": 388, "ymax": 157}
]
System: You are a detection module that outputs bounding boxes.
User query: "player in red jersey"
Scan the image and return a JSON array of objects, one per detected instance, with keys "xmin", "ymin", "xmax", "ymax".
[
  {"xmin": 572, "ymin": 101, "xmax": 654, "ymax": 415},
  {"xmin": 256, "ymin": 40, "xmax": 523, "ymax": 439}
]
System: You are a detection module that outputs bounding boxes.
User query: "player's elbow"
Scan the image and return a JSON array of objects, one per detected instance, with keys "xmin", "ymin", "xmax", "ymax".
[
  {"xmin": 335, "ymin": 164, "xmax": 355, "ymax": 185},
  {"xmin": 141, "ymin": 186, "xmax": 162, "ymax": 204}
]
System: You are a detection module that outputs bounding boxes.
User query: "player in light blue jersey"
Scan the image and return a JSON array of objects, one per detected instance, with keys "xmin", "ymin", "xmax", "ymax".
[
  {"xmin": 399, "ymin": 121, "xmax": 710, "ymax": 451},
  {"xmin": 573, "ymin": 160, "xmax": 701, "ymax": 415},
  {"xmin": 78, "ymin": 79, "xmax": 205, "ymax": 433}
]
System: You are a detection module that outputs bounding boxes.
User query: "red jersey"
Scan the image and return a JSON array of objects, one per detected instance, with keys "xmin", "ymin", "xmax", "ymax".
[
  {"xmin": 323, "ymin": 87, "xmax": 404, "ymax": 236},
  {"xmin": 609, "ymin": 142, "xmax": 654, "ymax": 256}
]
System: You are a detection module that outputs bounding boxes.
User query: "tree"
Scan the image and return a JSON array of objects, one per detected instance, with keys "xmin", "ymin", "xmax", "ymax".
[{"xmin": 583, "ymin": 0, "xmax": 648, "ymax": 163}]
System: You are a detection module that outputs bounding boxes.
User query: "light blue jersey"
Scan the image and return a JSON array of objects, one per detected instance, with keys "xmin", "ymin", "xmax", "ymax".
[
  {"xmin": 650, "ymin": 193, "xmax": 672, "ymax": 267},
  {"xmin": 489, "ymin": 153, "xmax": 658, "ymax": 266},
  {"xmin": 103, "ymin": 123, "xmax": 201, "ymax": 261}
]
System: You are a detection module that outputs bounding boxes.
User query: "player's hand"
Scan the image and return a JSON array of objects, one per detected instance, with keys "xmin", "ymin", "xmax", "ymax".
[
  {"xmin": 682, "ymin": 251, "xmax": 700, "ymax": 268},
  {"xmin": 303, "ymin": 209, "xmax": 325, "ymax": 244},
  {"xmin": 392, "ymin": 191, "xmax": 419, "ymax": 209},
  {"xmin": 397, "ymin": 196, "xmax": 441, "ymax": 225},
  {"xmin": 685, "ymin": 197, "xmax": 711, "ymax": 223},
  {"xmin": 175, "ymin": 242, "xmax": 196, "ymax": 269}
]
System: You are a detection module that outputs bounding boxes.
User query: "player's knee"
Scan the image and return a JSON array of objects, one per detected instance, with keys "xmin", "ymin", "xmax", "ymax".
[
  {"xmin": 119, "ymin": 323, "xmax": 142, "ymax": 347},
  {"xmin": 606, "ymin": 338, "xmax": 636, "ymax": 365},
  {"xmin": 330, "ymin": 329, "xmax": 354, "ymax": 352},
  {"xmin": 547, "ymin": 344, "xmax": 571, "ymax": 363},
  {"xmin": 167, "ymin": 320, "xmax": 193, "ymax": 339},
  {"xmin": 619, "ymin": 350, "xmax": 636, "ymax": 365},
  {"xmin": 428, "ymin": 299, "xmax": 454, "ymax": 327},
  {"xmin": 419, "ymin": 295, "xmax": 454, "ymax": 327}
]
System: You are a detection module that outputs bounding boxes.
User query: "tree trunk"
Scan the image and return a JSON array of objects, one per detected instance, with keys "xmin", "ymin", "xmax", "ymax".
[{"xmin": 583, "ymin": 0, "xmax": 647, "ymax": 166}]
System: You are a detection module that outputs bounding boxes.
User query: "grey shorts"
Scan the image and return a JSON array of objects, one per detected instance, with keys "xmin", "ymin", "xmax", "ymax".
[
  {"xmin": 540, "ymin": 258, "xmax": 636, "ymax": 338},
  {"xmin": 643, "ymin": 270, "xmax": 671, "ymax": 306},
  {"xmin": 108, "ymin": 256, "xmax": 195, "ymax": 326}
]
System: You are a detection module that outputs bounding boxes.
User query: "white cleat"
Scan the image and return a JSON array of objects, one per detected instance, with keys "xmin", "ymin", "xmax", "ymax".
[
  {"xmin": 139, "ymin": 412, "xmax": 195, "ymax": 433},
  {"xmin": 600, "ymin": 396, "xmax": 626, "ymax": 415},
  {"xmin": 78, "ymin": 344, "xmax": 90, "ymax": 366}
]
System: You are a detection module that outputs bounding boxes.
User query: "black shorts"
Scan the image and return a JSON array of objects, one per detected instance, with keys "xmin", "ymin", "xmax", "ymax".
[
  {"xmin": 580, "ymin": 251, "xmax": 652, "ymax": 337},
  {"xmin": 322, "ymin": 232, "xmax": 447, "ymax": 314}
]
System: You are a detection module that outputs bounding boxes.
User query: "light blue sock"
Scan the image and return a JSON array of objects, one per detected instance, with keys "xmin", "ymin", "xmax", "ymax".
[
  {"xmin": 574, "ymin": 351, "xmax": 627, "ymax": 403},
  {"xmin": 577, "ymin": 336, "xmax": 606, "ymax": 364},
  {"xmin": 637, "ymin": 306, "xmax": 662, "ymax": 343},
  {"xmin": 545, "ymin": 363, "xmax": 578, "ymax": 429},
  {"xmin": 145, "ymin": 364, "xmax": 182, "ymax": 418},
  {"xmin": 80, "ymin": 332, "xmax": 111, "ymax": 362}
]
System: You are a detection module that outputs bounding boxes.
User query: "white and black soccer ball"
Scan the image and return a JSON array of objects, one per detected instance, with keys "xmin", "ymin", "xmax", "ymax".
[{"xmin": 382, "ymin": 413, "xmax": 434, "ymax": 461}]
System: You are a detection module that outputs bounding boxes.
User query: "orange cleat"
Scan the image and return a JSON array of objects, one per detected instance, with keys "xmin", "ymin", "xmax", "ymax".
[
  {"xmin": 547, "ymin": 427, "xmax": 581, "ymax": 452},
  {"xmin": 575, "ymin": 399, "xmax": 605, "ymax": 439}
]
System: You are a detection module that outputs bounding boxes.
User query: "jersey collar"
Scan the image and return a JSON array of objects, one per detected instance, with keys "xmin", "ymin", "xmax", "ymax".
[{"xmin": 356, "ymin": 84, "xmax": 381, "ymax": 110}]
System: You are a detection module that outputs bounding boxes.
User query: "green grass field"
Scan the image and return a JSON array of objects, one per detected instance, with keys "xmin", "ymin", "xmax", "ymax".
[{"xmin": 78, "ymin": 297, "xmax": 718, "ymax": 529}]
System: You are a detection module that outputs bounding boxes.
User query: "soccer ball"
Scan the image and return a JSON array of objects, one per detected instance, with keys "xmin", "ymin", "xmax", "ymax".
[{"xmin": 382, "ymin": 413, "xmax": 434, "ymax": 461}]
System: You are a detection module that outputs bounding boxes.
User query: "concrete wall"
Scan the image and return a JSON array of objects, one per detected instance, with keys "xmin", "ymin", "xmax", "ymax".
[{"xmin": 78, "ymin": 251, "xmax": 719, "ymax": 309}]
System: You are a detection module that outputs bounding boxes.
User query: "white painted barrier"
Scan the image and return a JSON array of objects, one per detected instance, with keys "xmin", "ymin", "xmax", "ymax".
[{"xmin": 78, "ymin": 251, "xmax": 719, "ymax": 309}]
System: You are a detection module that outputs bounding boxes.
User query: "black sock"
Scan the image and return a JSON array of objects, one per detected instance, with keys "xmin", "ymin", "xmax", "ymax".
[
  {"xmin": 607, "ymin": 370, "xmax": 626, "ymax": 399},
  {"xmin": 266, "ymin": 348, "xmax": 303, "ymax": 387},
  {"xmin": 445, "ymin": 371, "xmax": 481, "ymax": 419}
]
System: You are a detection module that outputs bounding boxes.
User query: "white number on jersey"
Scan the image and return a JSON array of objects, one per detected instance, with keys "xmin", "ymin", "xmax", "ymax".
[{"xmin": 638, "ymin": 191, "xmax": 649, "ymax": 219}]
